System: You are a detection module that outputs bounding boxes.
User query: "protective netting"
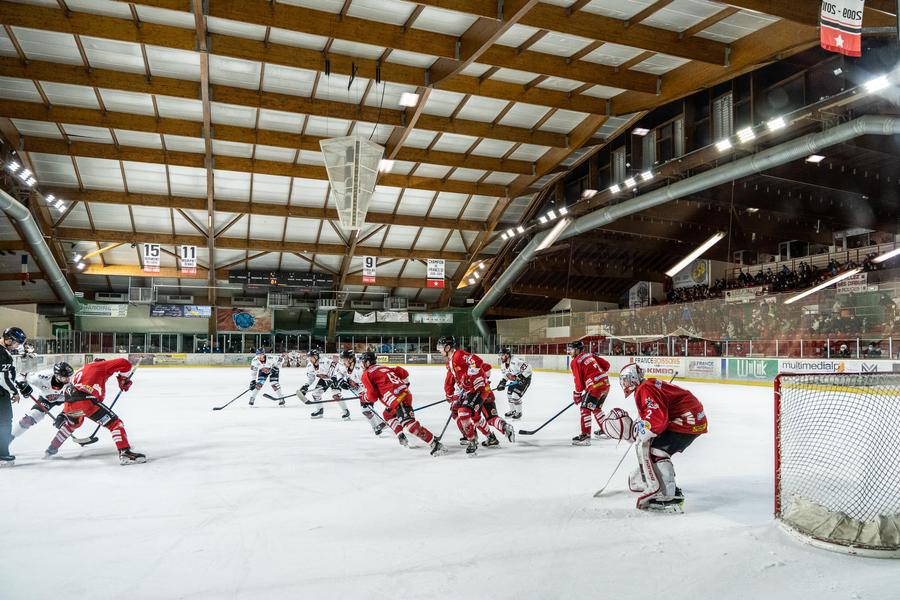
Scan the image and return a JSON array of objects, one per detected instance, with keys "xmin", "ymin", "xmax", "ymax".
[{"xmin": 776, "ymin": 373, "xmax": 900, "ymax": 555}]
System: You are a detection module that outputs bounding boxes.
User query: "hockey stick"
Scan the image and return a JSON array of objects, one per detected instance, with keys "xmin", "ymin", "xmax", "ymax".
[
  {"xmin": 262, "ymin": 392, "xmax": 294, "ymax": 402},
  {"xmin": 213, "ymin": 388, "xmax": 251, "ymax": 411},
  {"xmin": 434, "ymin": 412, "xmax": 453, "ymax": 443},
  {"xmin": 412, "ymin": 398, "xmax": 445, "ymax": 412},
  {"xmin": 24, "ymin": 395, "xmax": 97, "ymax": 445},
  {"xmin": 76, "ymin": 362, "xmax": 141, "ymax": 446},
  {"xmin": 517, "ymin": 402, "xmax": 574, "ymax": 436},
  {"xmin": 593, "ymin": 441, "xmax": 636, "ymax": 498},
  {"xmin": 304, "ymin": 393, "xmax": 360, "ymax": 405}
]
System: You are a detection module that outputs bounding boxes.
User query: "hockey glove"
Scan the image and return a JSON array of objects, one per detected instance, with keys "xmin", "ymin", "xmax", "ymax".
[
  {"xmin": 117, "ymin": 374, "xmax": 133, "ymax": 392},
  {"xmin": 249, "ymin": 381, "xmax": 257, "ymax": 391},
  {"xmin": 494, "ymin": 379, "xmax": 507, "ymax": 391},
  {"xmin": 17, "ymin": 382, "xmax": 34, "ymax": 398},
  {"xmin": 300, "ymin": 384, "xmax": 310, "ymax": 395},
  {"xmin": 573, "ymin": 390, "xmax": 585, "ymax": 405},
  {"xmin": 53, "ymin": 413, "xmax": 75, "ymax": 429},
  {"xmin": 632, "ymin": 419, "xmax": 654, "ymax": 441},
  {"xmin": 339, "ymin": 380, "xmax": 351, "ymax": 390}
]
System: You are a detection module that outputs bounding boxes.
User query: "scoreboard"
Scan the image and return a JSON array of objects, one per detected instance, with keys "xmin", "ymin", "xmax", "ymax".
[{"xmin": 228, "ymin": 270, "xmax": 335, "ymax": 289}]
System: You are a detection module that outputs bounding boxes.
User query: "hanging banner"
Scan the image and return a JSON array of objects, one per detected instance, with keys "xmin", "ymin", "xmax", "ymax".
[
  {"xmin": 377, "ymin": 311, "xmax": 410, "ymax": 323},
  {"xmin": 820, "ymin": 0, "xmax": 865, "ymax": 57},
  {"xmin": 180, "ymin": 245, "xmax": 197, "ymax": 275},
  {"xmin": 836, "ymin": 272, "xmax": 868, "ymax": 293},
  {"xmin": 362, "ymin": 256, "xmax": 376, "ymax": 285},
  {"xmin": 628, "ymin": 282, "xmax": 652, "ymax": 308},
  {"xmin": 426, "ymin": 258, "xmax": 445, "ymax": 288},
  {"xmin": 353, "ymin": 311, "xmax": 377, "ymax": 323},
  {"xmin": 411, "ymin": 312, "xmax": 454, "ymax": 324},
  {"xmin": 150, "ymin": 304, "xmax": 212, "ymax": 318},
  {"xmin": 142, "ymin": 243, "xmax": 161, "ymax": 273},
  {"xmin": 77, "ymin": 303, "xmax": 129, "ymax": 318},
  {"xmin": 672, "ymin": 259, "xmax": 710, "ymax": 289},
  {"xmin": 216, "ymin": 307, "xmax": 273, "ymax": 332}
]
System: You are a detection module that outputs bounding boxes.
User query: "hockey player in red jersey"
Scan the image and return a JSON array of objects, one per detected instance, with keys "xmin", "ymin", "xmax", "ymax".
[
  {"xmin": 359, "ymin": 352, "xmax": 447, "ymax": 456},
  {"xmin": 47, "ymin": 357, "xmax": 146, "ymax": 465},
  {"xmin": 567, "ymin": 340, "xmax": 611, "ymax": 445},
  {"xmin": 619, "ymin": 362, "xmax": 707, "ymax": 512},
  {"xmin": 437, "ymin": 336, "xmax": 515, "ymax": 456}
]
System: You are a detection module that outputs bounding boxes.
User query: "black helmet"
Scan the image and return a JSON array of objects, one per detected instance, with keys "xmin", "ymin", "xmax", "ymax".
[
  {"xmin": 53, "ymin": 362, "xmax": 74, "ymax": 378},
  {"xmin": 339, "ymin": 349, "xmax": 355, "ymax": 360},
  {"xmin": 498, "ymin": 346, "xmax": 512, "ymax": 356},
  {"xmin": 307, "ymin": 349, "xmax": 320, "ymax": 358},
  {"xmin": 3, "ymin": 327, "xmax": 26, "ymax": 345},
  {"xmin": 360, "ymin": 351, "xmax": 377, "ymax": 365},
  {"xmin": 566, "ymin": 340, "xmax": 585, "ymax": 352},
  {"xmin": 436, "ymin": 336, "xmax": 456, "ymax": 348}
]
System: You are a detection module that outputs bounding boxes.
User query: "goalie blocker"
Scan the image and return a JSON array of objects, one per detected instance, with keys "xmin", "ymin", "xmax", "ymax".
[{"xmin": 619, "ymin": 363, "xmax": 707, "ymax": 513}]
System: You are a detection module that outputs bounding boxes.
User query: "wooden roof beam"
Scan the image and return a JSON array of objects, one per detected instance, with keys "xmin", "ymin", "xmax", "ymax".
[
  {"xmin": 53, "ymin": 227, "xmax": 470, "ymax": 261},
  {"xmin": 21, "ymin": 137, "xmax": 509, "ymax": 197},
  {"xmin": 0, "ymin": 58, "xmax": 567, "ymax": 148}
]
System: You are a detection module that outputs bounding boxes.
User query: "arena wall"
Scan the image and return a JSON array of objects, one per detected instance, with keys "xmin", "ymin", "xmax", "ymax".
[{"xmin": 17, "ymin": 352, "xmax": 900, "ymax": 388}]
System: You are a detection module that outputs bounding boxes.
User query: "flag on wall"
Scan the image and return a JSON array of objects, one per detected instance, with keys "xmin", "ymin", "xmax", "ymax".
[{"xmin": 820, "ymin": 0, "xmax": 865, "ymax": 57}]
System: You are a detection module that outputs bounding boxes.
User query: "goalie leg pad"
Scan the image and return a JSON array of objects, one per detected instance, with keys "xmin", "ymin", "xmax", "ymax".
[
  {"xmin": 628, "ymin": 467, "xmax": 646, "ymax": 493},
  {"xmin": 650, "ymin": 448, "xmax": 678, "ymax": 498}
]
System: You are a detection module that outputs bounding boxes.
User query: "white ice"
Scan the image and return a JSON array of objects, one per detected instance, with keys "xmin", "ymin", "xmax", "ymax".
[{"xmin": 2, "ymin": 367, "xmax": 896, "ymax": 600}]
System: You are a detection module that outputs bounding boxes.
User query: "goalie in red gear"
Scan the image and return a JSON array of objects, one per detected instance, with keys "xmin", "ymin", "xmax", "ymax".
[
  {"xmin": 47, "ymin": 357, "xmax": 146, "ymax": 465},
  {"xmin": 359, "ymin": 352, "xmax": 447, "ymax": 456},
  {"xmin": 438, "ymin": 336, "xmax": 515, "ymax": 456},
  {"xmin": 567, "ymin": 340, "xmax": 611, "ymax": 446},
  {"xmin": 619, "ymin": 362, "xmax": 707, "ymax": 513}
]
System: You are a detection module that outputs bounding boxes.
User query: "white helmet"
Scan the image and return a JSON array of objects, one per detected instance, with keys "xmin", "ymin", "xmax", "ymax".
[{"xmin": 619, "ymin": 362, "xmax": 644, "ymax": 397}]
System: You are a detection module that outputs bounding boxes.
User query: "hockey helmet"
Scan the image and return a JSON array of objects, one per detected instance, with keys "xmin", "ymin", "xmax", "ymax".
[
  {"xmin": 307, "ymin": 349, "xmax": 320, "ymax": 359},
  {"xmin": 360, "ymin": 351, "xmax": 377, "ymax": 366},
  {"xmin": 436, "ymin": 336, "xmax": 457, "ymax": 350},
  {"xmin": 619, "ymin": 362, "xmax": 645, "ymax": 397},
  {"xmin": 255, "ymin": 347, "xmax": 266, "ymax": 356},
  {"xmin": 53, "ymin": 361, "xmax": 74, "ymax": 380},
  {"xmin": 566, "ymin": 340, "xmax": 585, "ymax": 354},
  {"xmin": 497, "ymin": 346, "xmax": 512, "ymax": 357},
  {"xmin": 3, "ymin": 326, "xmax": 26, "ymax": 345},
  {"xmin": 339, "ymin": 349, "xmax": 356, "ymax": 361}
]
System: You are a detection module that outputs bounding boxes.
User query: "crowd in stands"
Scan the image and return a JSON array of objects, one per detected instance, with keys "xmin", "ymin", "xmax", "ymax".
[{"xmin": 665, "ymin": 254, "xmax": 882, "ymax": 305}]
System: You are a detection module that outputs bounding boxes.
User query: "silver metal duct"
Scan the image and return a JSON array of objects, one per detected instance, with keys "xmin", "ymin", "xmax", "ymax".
[
  {"xmin": 0, "ymin": 188, "xmax": 80, "ymax": 314},
  {"xmin": 474, "ymin": 115, "xmax": 900, "ymax": 334}
]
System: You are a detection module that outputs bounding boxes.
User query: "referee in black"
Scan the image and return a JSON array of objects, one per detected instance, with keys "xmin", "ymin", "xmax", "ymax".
[{"xmin": 1, "ymin": 327, "xmax": 32, "ymax": 467}]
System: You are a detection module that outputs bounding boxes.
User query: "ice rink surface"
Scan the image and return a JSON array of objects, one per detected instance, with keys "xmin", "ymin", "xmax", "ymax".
[{"xmin": 2, "ymin": 366, "xmax": 896, "ymax": 600}]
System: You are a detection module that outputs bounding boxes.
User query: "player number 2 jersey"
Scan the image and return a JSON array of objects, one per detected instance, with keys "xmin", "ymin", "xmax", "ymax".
[{"xmin": 633, "ymin": 378, "xmax": 708, "ymax": 436}]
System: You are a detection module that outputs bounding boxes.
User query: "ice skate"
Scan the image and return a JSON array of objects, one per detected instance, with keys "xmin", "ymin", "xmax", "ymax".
[
  {"xmin": 278, "ymin": 398, "xmax": 285, "ymax": 407},
  {"xmin": 429, "ymin": 439, "xmax": 448, "ymax": 456},
  {"xmin": 341, "ymin": 409, "xmax": 351, "ymax": 421},
  {"xmin": 640, "ymin": 497, "xmax": 684, "ymax": 514},
  {"xmin": 310, "ymin": 408, "xmax": 324, "ymax": 419},
  {"xmin": 459, "ymin": 436, "xmax": 469, "ymax": 446},
  {"xmin": 118, "ymin": 448, "xmax": 147, "ymax": 465},
  {"xmin": 504, "ymin": 409, "xmax": 516, "ymax": 418},
  {"xmin": 465, "ymin": 439, "xmax": 478, "ymax": 457},
  {"xmin": 571, "ymin": 433, "xmax": 591, "ymax": 446},
  {"xmin": 481, "ymin": 432, "xmax": 499, "ymax": 447},
  {"xmin": 374, "ymin": 422, "xmax": 386, "ymax": 436},
  {"xmin": 43, "ymin": 447, "xmax": 58, "ymax": 460},
  {"xmin": 593, "ymin": 428, "xmax": 609, "ymax": 439},
  {"xmin": 502, "ymin": 422, "xmax": 516, "ymax": 443},
  {"xmin": 248, "ymin": 397, "xmax": 255, "ymax": 406},
  {"xmin": 398, "ymin": 433, "xmax": 409, "ymax": 447},
  {"xmin": 0, "ymin": 454, "xmax": 15, "ymax": 468}
]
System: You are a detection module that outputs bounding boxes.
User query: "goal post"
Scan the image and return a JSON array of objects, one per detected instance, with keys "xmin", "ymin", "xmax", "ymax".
[{"xmin": 774, "ymin": 372, "xmax": 900, "ymax": 558}]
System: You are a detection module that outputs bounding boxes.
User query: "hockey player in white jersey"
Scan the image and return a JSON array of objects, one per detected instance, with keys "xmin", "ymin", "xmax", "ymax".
[
  {"xmin": 287, "ymin": 350, "xmax": 302, "ymax": 368},
  {"xmin": 335, "ymin": 349, "xmax": 385, "ymax": 435},
  {"xmin": 11, "ymin": 361, "xmax": 73, "ymax": 441},
  {"xmin": 496, "ymin": 347, "xmax": 533, "ymax": 420},
  {"xmin": 248, "ymin": 349, "xmax": 284, "ymax": 406},
  {"xmin": 299, "ymin": 349, "xmax": 349, "ymax": 420}
]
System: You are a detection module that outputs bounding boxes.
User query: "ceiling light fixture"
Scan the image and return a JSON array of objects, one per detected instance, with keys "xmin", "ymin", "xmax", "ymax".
[
  {"xmin": 399, "ymin": 92, "xmax": 420, "ymax": 107},
  {"xmin": 715, "ymin": 139, "xmax": 733, "ymax": 152},
  {"xmin": 546, "ymin": 209, "xmax": 557, "ymax": 220},
  {"xmin": 6, "ymin": 161, "xmax": 20, "ymax": 173},
  {"xmin": 784, "ymin": 268, "xmax": 862, "ymax": 304},
  {"xmin": 73, "ymin": 253, "xmax": 83, "ymax": 262},
  {"xmin": 54, "ymin": 200, "xmax": 66, "ymax": 210},
  {"xmin": 609, "ymin": 184, "xmax": 621, "ymax": 194},
  {"xmin": 76, "ymin": 262, "xmax": 86, "ymax": 271},
  {"xmin": 473, "ymin": 271, "xmax": 480, "ymax": 280},
  {"xmin": 872, "ymin": 247, "xmax": 900, "ymax": 264},
  {"xmin": 665, "ymin": 232, "xmax": 725, "ymax": 277},
  {"xmin": 539, "ymin": 215, "xmax": 548, "ymax": 224},
  {"xmin": 767, "ymin": 116, "xmax": 787, "ymax": 131},
  {"xmin": 746, "ymin": 207, "xmax": 759, "ymax": 213},
  {"xmin": 806, "ymin": 154, "xmax": 826, "ymax": 164},
  {"xmin": 506, "ymin": 228, "xmax": 516, "ymax": 238},
  {"xmin": 582, "ymin": 189, "xmax": 598, "ymax": 199},
  {"xmin": 737, "ymin": 127, "xmax": 756, "ymax": 143},
  {"xmin": 516, "ymin": 225, "xmax": 525, "ymax": 234},
  {"xmin": 501, "ymin": 233, "xmax": 509, "ymax": 240},
  {"xmin": 468, "ymin": 277, "xmax": 476, "ymax": 285},
  {"xmin": 640, "ymin": 171, "xmax": 653, "ymax": 182},
  {"xmin": 624, "ymin": 178, "xmax": 637, "ymax": 189},
  {"xmin": 865, "ymin": 75, "xmax": 890, "ymax": 93},
  {"xmin": 558, "ymin": 206, "xmax": 568, "ymax": 216},
  {"xmin": 378, "ymin": 159, "xmax": 394, "ymax": 172},
  {"xmin": 632, "ymin": 128, "xmax": 650, "ymax": 136}
]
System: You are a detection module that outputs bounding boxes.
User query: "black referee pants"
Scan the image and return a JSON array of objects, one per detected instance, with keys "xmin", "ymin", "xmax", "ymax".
[{"xmin": 0, "ymin": 389, "xmax": 12, "ymax": 456}]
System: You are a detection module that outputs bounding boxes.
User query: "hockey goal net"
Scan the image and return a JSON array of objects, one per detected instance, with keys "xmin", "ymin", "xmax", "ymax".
[{"xmin": 775, "ymin": 372, "xmax": 900, "ymax": 557}]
